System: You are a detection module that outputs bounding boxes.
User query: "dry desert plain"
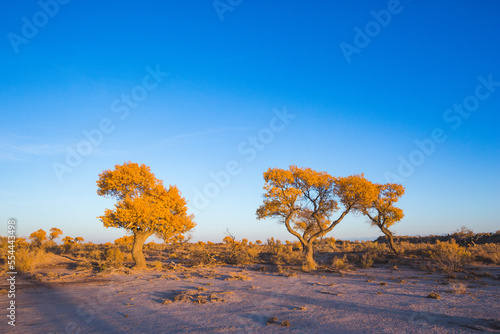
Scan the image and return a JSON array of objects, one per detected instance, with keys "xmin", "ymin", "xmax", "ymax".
[{"xmin": 1, "ymin": 254, "xmax": 500, "ymax": 334}]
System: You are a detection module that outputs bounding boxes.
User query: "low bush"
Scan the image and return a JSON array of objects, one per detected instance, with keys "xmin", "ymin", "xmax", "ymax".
[
  {"xmin": 430, "ymin": 240, "xmax": 471, "ymax": 272},
  {"xmin": 470, "ymin": 243, "xmax": 500, "ymax": 264}
]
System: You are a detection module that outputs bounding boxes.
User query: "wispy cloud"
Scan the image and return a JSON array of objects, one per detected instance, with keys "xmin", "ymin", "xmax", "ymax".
[
  {"xmin": 0, "ymin": 142, "xmax": 66, "ymax": 162},
  {"xmin": 156, "ymin": 127, "xmax": 253, "ymax": 147}
]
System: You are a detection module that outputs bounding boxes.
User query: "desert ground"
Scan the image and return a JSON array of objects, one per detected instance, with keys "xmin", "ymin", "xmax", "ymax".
[{"xmin": 2, "ymin": 253, "xmax": 499, "ymax": 334}]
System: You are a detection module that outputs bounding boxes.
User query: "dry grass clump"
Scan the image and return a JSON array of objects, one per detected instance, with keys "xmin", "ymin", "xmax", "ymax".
[
  {"xmin": 266, "ymin": 238, "xmax": 303, "ymax": 265},
  {"xmin": 470, "ymin": 243, "xmax": 500, "ymax": 264},
  {"xmin": 395, "ymin": 241, "xmax": 433, "ymax": 257},
  {"xmin": 0, "ymin": 237, "xmax": 47, "ymax": 273},
  {"xmin": 165, "ymin": 289, "xmax": 232, "ymax": 304},
  {"xmin": 222, "ymin": 235, "xmax": 260, "ymax": 265},
  {"xmin": 152, "ymin": 260, "xmax": 163, "ymax": 270},
  {"xmin": 427, "ymin": 292, "xmax": 441, "ymax": 299},
  {"xmin": 315, "ymin": 237, "xmax": 337, "ymax": 252},
  {"xmin": 430, "ymin": 240, "xmax": 471, "ymax": 272},
  {"xmin": 105, "ymin": 248, "xmax": 125, "ymax": 268},
  {"xmin": 186, "ymin": 242, "xmax": 219, "ymax": 266},
  {"xmin": 15, "ymin": 248, "xmax": 47, "ymax": 273},
  {"xmin": 224, "ymin": 272, "xmax": 252, "ymax": 281},
  {"xmin": 331, "ymin": 255, "xmax": 351, "ymax": 271},
  {"xmin": 266, "ymin": 317, "xmax": 291, "ymax": 327},
  {"xmin": 361, "ymin": 254, "xmax": 375, "ymax": 268},
  {"xmin": 447, "ymin": 282, "xmax": 467, "ymax": 294}
]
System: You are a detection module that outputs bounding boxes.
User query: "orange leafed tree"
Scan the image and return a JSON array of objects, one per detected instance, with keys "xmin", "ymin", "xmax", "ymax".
[
  {"xmin": 49, "ymin": 228, "xmax": 63, "ymax": 241},
  {"xmin": 29, "ymin": 229, "xmax": 47, "ymax": 248},
  {"xmin": 97, "ymin": 162, "xmax": 195, "ymax": 268},
  {"xmin": 256, "ymin": 166, "xmax": 378, "ymax": 270},
  {"xmin": 363, "ymin": 183, "xmax": 405, "ymax": 255}
]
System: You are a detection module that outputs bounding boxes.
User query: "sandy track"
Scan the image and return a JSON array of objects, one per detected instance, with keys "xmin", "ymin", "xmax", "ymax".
[{"xmin": 1, "ymin": 265, "xmax": 499, "ymax": 333}]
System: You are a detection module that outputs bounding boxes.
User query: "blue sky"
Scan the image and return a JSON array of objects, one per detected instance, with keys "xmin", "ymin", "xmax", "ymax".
[{"xmin": 1, "ymin": 0, "xmax": 499, "ymax": 244}]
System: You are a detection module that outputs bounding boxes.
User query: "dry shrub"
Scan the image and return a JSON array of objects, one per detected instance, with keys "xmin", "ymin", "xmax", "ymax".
[
  {"xmin": 431, "ymin": 240, "xmax": 471, "ymax": 272},
  {"xmin": 331, "ymin": 255, "xmax": 351, "ymax": 270},
  {"xmin": 152, "ymin": 260, "xmax": 163, "ymax": 270},
  {"xmin": 315, "ymin": 237, "xmax": 336, "ymax": 252},
  {"xmin": 222, "ymin": 235, "xmax": 260, "ymax": 265},
  {"xmin": 447, "ymin": 282, "xmax": 467, "ymax": 294},
  {"xmin": 188, "ymin": 243, "xmax": 218, "ymax": 266},
  {"xmin": 266, "ymin": 238, "xmax": 302, "ymax": 265},
  {"xmin": 224, "ymin": 272, "xmax": 251, "ymax": 281},
  {"xmin": 17, "ymin": 249, "xmax": 46, "ymax": 273},
  {"xmin": 361, "ymin": 253, "xmax": 374, "ymax": 268},
  {"xmin": 88, "ymin": 249, "xmax": 104, "ymax": 261},
  {"xmin": 470, "ymin": 243, "xmax": 500, "ymax": 264},
  {"xmin": 427, "ymin": 292, "xmax": 441, "ymax": 299},
  {"xmin": 105, "ymin": 248, "xmax": 125, "ymax": 268},
  {"xmin": 0, "ymin": 237, "xmax": 46, "ymax": 273},
  {"xmin": 357, "ymin": 241, "xmax": 389, "ymax": 256},
  {"xmin": 338, "ymin": 241, "xmax": 354, "ymax": 253},
  {"xmin": 398, "ymin": 241, "xmax": 433, "ymax": 257},
  {"xmin": 144, "ymin": 242, "xmax": 165, "ymax": 251}
]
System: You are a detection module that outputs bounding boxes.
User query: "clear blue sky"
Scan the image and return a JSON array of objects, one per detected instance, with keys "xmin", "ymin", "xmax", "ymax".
[{"xmin": 1, "ymin": 0, "xmax": 499, "ymax": 243}]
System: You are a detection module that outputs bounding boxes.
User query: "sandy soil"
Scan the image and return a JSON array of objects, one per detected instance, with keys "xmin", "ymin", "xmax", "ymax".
[{"xmin": 1, "ymin": 259, "xmax": 500, "ymax": 333}]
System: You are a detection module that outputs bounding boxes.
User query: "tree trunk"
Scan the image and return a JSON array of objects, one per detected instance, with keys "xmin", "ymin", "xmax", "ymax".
[
  {"xmin": 383, "ymin": 229, "xmax": 400, "ymax": 256},
  {"xmin": 303, "ymin": 242, "xmax": 317, "ymax": 271},
  {"xmin": 132, "ymin": 232, "xmax": 150, "ymax": 269}
]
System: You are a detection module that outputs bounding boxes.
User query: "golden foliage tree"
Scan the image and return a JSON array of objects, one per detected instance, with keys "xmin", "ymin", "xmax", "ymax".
[
  {"xmin": 256, "ymin": 166, "xmax": 378, "ymax": 270},
  {"xmin": 29, "ymin": 229, "xmax": 47, "ymax": 248},
  {"xmin": 62, "ymin": 236, "xmax": 74, "ymax": 244},
  {"xmin": 97, "ymin": 162, "xmax": 195, "ymax": 269},
  {"xmin": 49, "ymin": 227, "xmax": 63, "ymax": 241},
  {"xmin": 363, "ymin": 183, "xmax": 405, "ymax": 255}
]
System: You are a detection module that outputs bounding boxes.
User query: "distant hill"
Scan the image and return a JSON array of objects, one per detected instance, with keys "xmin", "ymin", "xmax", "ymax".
[{"xmin": 375, "ymin": 232, "xmax": 500, "ymax": 246}]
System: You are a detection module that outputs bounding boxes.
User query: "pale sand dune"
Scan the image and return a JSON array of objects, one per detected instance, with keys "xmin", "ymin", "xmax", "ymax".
[{"xmin": 2, "ymin": 265, "xmax": 499, "ymax": 333}]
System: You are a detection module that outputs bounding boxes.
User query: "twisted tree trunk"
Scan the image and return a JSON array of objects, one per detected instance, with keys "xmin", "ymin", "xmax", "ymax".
[
  {"xmin": 303, "ymin": 242, "xmax": 317, "ymax": 271},
  {"xmin": 132, "ymin": 231, "xmax": 151, "ymax": 269},
  {"xmin": 382, "ymin": 228, "xmax": 400, "ymax": 256}
]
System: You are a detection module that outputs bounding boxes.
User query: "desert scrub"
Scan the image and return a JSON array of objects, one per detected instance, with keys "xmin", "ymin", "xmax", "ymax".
[
  {"xmin": 266, "ymin": 238, "xmax": 302, "ymax": 265},
  {"xmin": 315, "ymin": 237, "xmax": 337, "ymax": 252},
  {"xmin": 188, "ymin": 242, "xmax": 218, "ymax": 266},
  {"xmin": 357, "ymin": 241, "xmax": 389, "ymax": 256},
  {"xmin": 222, "ymin": 234, "xmax": 259, "ymax": 265},
  {"xmin": 361, "ymin": 253, "xmax": 374, "ymax": 268},
  {"xmin": 427, "ymin": 292, "xmax": 441, "ymax": 299},
  {"xmin": 152, "ymin": 260, "xmax": 163, "ymax": 270},
  {"xmin": 105, "ymin": 248, "xmax": 125, "ymax": 268},
  {"xmin": 470, "ymin": 243, "xmax": 500, "ymax": 265},
  {"xmin": 430, "ymin": 240, "xmax": 471, "ymax": 272},
  {"xmin": 331, "ymin": 255, "xmax": 351, "ymax": 270},
  {"xmin": 13, "ymin": 248, "xmax": 46, "ymax": 273}
]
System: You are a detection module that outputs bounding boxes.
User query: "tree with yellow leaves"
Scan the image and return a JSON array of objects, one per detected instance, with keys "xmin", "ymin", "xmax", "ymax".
[
  {"xmin": 363, "ymin": 183, "xmax": 405, "ymax": 255},
  {"xmin": 97, "ymin": 162, "xmax": 195, "ymax": 269},
  {"xmin": 256, "ymin": 166, "xmax": 378, "ymax": 270},
  {"xmin": 29, "ymin": 229, "xmax": 47, "ymax": 248},
  {"xmin": 49, "ymin": 227, "xmax": 63, "ymax": 241}
]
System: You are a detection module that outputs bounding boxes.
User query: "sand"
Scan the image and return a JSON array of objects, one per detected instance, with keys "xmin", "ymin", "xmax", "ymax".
[{"xmin": 1, "ymin": 261, "xmax": 499, "ymax": 333}]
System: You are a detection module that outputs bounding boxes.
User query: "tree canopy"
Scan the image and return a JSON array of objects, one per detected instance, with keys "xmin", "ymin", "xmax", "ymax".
[
  {"xmin": 364, "ymin": 183, "xmax": 405, "ymax": 255},
  {"xmin": 97, "ymin": 162, "xmax": 195, "ymax": 268},
  {"xmin": 256, "ymin": 166, "xmax": 378, "ymax": 269}
]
